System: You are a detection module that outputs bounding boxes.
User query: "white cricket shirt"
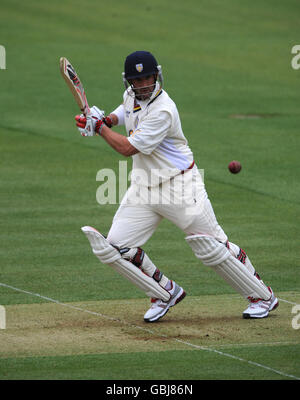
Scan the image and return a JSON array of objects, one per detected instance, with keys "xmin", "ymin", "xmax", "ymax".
[{"xmin": 112, "ymin": 84, "xmax": 194, "ymax": 187}]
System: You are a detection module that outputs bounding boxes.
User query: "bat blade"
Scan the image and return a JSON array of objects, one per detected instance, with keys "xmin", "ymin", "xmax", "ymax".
[{"xmin": 59, "ymin": 57, "xmax": 90, "ymax": 116}]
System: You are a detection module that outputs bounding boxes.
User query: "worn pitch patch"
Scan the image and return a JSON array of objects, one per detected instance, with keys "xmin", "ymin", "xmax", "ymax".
[
  {"xmin": 229, "ymin": 113, "xmax": 280, "ymax": 119},
  {"xmin": 0, "ymin": 292, "xmax": 299, "ymax": 359}
]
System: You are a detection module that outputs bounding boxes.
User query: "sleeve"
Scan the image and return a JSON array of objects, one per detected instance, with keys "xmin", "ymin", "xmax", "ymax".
[
  {"xmin": 127, "ymin": 110, "xmax": 172, "ymax": 155},
  {"xmin": 110, "ymin": 104, "xmax": 125, "ymax": 126}
]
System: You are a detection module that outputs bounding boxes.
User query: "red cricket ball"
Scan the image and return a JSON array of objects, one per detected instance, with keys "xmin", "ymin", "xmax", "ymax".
[{"xmin": 228, "ymin": 160, "xmax": 242, "ymax": 174}]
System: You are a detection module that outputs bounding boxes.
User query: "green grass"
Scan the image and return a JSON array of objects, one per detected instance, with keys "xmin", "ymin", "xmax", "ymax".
[
  {"xmin": 1, "ymin": 346, "xmax": 299, "ymax": 380},
  {"xmin": 0, "ymin": 0, "xmax": 300, "ymax": 380}
]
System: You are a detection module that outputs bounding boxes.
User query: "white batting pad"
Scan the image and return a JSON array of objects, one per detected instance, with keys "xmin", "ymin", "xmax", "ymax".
[
  {"xmin": 185, "ymin": 234, "xmax": 271, "ymax": 300},
  {"xmin": 81, "ymin": 226, "xmax": 170, "ymax": 301}
]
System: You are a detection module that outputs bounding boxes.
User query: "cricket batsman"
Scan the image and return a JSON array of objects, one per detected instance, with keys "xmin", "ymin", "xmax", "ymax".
[{"xmin": 75, "ymin": 51, "xmax": 278, "ymax": 322}]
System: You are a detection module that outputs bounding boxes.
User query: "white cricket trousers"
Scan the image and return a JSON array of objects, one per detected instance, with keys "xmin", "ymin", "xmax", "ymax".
[{"xmin": 107, "ymin": 165, "xmax": 228, "ymax": 248}]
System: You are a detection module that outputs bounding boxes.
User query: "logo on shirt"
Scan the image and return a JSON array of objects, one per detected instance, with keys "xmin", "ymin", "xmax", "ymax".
[{"xmin": 136, "ymin": 63, "xmax": 143, "ymax": 73}]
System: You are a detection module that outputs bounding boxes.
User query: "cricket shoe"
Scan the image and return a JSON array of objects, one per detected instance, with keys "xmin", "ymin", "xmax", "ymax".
[
  {"xmin": 144, "ymin": 281, "xmax": 186, "ymax": 323},
  {"xmin": 243, "ymin": 287, "xmax": 279, "ymax": 319}
]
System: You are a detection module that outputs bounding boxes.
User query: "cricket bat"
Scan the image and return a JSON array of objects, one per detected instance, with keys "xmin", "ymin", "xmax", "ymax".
[{"xmin": 59, "ymin": 57, "xmax": 91, "ymax": 117}]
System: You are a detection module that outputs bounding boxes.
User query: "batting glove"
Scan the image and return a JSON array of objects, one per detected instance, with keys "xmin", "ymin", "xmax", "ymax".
[{"xmin": 75, "ymin": 105, "xmax": 105, "ymax": 136}]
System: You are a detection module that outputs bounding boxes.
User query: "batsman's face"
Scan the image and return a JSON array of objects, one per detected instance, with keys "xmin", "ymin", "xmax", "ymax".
[{"xmin": 130, "ymin": 75, "xmax": 156, "ymax": 100}]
